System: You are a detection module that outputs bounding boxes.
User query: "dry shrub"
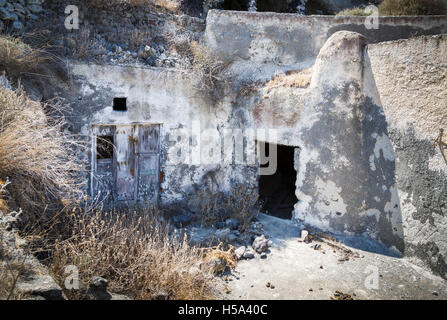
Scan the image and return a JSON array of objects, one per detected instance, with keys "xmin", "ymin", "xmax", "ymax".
[
  {"xmin": 77, "ymin": 0, "xmax": 179, "ymax": 12},
  {"xmin": 336, "ymin": 7, "xmax": 373, "ymax": 16},
  {"xmin": 153, "ymin": 0, "xmax": 180, "ymax": 12},
  {"xmin": 0, "ymin": 87, "xmax": 85, "ymax": 221},
  {"xmin": 48, "ymin": 207, "xmax": 214, "ymax": 300},
  {"xmin": 264, "ymin": 68, "xmax": 313, "ymax": 92},
  {"xmin": 129, "ymin": 29, "xmax": 152, "ymax": 51},
  {"xmin": 0, "ymin": 36, "xmax": 49, "ymax": 79},
  {"xmin": 198, "ymin": 185, "xmax": 260, "ymax": 232},
  {"xmin": 202, "ymin": 244, "xmax": 237, "ymax": 273},
  {"xmin": 379, "ymin": 0, "xmax": 447, "ymax": 15},
  {"xmin": 0, "ymin": 179, "xmax": 9, "ymax": 213},
  {"xmin": 190, "ymin": 41, "xmax": 230, "ymax": 93},
  {"xmin": 69, "ymin": 29, "xmax": 94, "ymax": 60}
]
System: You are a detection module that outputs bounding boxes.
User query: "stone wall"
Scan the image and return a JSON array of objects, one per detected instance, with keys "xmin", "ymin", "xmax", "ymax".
[
  {"xmin": 204, "ymin": 10, "xmax": 447, "ymax": 81},
  {"xmin": 368, "ymin": 34, "xmax": 447, "ymax": 278},
  {"xmin": 293, "ymin": 31, "xmax": 404, "ymax": 257},
  {"xmin": 66, "ymin": 63, "xmax": 258, "ymax": 207},
  {"xmin": 0, "ymin": 0, "xmax": 44, "ymax": 32}
]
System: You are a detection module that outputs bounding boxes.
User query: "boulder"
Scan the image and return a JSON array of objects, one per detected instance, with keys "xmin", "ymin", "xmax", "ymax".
[{"xmin": 16, "ymin": 275, "xmax": 65, "ymax": 300}]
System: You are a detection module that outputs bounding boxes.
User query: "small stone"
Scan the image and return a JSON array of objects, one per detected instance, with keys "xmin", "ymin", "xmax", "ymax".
[
  {"xmin": 260, "ymin": 252, "xmax": 267, "ymax": 259},
  {"xmin": 266, "ymin": 282, "xmax": 270, "ymax": 288},
  {"xmin": 299, "ymin": 229, "xmax": 309, "ymax": 242},
  {"xmin": 235, "ymin": 246, "xmax": 246, "ymax": 260},
  {"xmin": 243, "ymin": 248, "xmax": 255, "ymax": 259},
  {"xmin": 252, "ymin": 235, "xmax": 269, "ymax": 253},
  {"xmin": 89, "ymin": 276, "xmax": 108, "ymax": 292}
]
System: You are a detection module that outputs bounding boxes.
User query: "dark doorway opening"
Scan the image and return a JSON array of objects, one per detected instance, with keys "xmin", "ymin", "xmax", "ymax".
[
  {"xmin": 259, "ymin": 143, "xmax": 298, "ymax": 219},
  {"xmin": 223, "ymin": 0, "xmax": 249, "ymax": 11}
]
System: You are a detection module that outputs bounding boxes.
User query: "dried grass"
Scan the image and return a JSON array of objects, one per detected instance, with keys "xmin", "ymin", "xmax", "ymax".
[
  {"xmin": 0, "ymin": 179, "xmax": 9, "ymax": 213},
  {"xmin": 189, "ymin": 41, "xmax": 230, "ymax": 93},
  {"xmin": 129, "ymin": 29, "xmax": 152, "ymax": 51},
  {"xmin": 379, "ymin": 0, "xmax": 447, "ymax": 15},
  {"xmin": 264, "ymin": 68, "xmax": 313, "ymax": 92},
  {"xmin": 77, "ymin": 0, "xmax": 179, "ymax": 12},
  {"xmin": 197, "ymin": 185, "xmax": 260, "ymax": 232},
  {"xmin": 337, "ymin": 0, "xmax": 447, "ymax": 16},
  {"xmin": 0, "ymin": 87, "xmax": 85, "ymax": 221},
  {"xmin": 0, "ymin": 36, "xmax": 50, "ymax": 79},
  {"xmin": 336, "ymin": 7, "xmax": 372, "ymax": 16},
  {"xmin": 46, "ymin": 206, "xmax": 215, "ymax": 300}
]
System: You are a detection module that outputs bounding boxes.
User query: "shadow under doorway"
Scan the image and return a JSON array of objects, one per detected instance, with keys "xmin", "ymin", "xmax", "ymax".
[{"xmin": 259, "ymin": 142, "xmax": 298, "ymax": 219}]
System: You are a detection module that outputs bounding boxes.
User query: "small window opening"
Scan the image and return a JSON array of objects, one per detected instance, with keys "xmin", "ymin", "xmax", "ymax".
[
  {"xmin": 223, "ymin": 0, "xmax": 249, "ymax": 11},
  {"xmin": 113, "ymin": 97, "xmax": 127, "ymax": 111},
  {"xmin": 97, "ymin": 135, "xmax": 114, "ymax": 159}
]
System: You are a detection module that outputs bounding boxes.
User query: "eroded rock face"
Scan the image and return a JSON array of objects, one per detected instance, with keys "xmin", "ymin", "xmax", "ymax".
[
  {"xmin": 294, "ymin": 31, "xmax": 404, "ymax": 254},
  {"xmin": 0, "ymin": 210, "xmax": 65, "ymax": 300},
  {"xmin": 0, "ymin": 0, "xmax": 44, "ymax": 32}
]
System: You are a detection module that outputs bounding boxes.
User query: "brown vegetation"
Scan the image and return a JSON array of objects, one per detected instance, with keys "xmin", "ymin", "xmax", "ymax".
[
  {"xmin": 46, "ymin": 206, "xmax": 215, "ymax": 300},
  {"xmin": 379, "ymin": 0, "xmax": 447, "ymax": 15},
  {"xmin": 0, "ymin": 87, "xmax": 85, "ymax": 222},
  {"xmin": 198, "ymin": 185, "xmax": 260, "ymax": 232},
  {"xmin": 337, "ymin": 0, "xmax": 447, "ymax": 16}
]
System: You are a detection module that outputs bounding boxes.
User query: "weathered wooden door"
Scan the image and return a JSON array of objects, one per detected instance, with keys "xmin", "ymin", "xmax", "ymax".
[
  {"xmin": 92, "ymin": 124, "xmax": 160, "ymax": 204},
  {"xmin": 115, "ymin": 125, "xmax": 138, "ymax": 201},
  {"xmin": 137, "ymin": 125, "xmax": 160, "ymax": 205}
]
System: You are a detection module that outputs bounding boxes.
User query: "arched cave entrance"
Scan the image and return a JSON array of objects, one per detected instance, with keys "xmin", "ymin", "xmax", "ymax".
[{"xmin": 259, "ymin": 142, "xmax": 298, "ymax": 219}]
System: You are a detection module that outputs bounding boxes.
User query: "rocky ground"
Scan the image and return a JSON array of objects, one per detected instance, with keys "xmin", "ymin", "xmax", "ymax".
[
  {"xmin": 217, "ymin": 214, "xmax": 447, "ymax": 300},
  {"xmin": 0, "ymin": 209, "xmax": 129, "ymax": 300}
]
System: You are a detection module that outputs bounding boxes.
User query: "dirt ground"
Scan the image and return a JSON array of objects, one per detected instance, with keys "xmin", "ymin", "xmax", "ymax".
[{"xmin": 220, "ymin": 214, "xmax": 447, "ymax": 300}]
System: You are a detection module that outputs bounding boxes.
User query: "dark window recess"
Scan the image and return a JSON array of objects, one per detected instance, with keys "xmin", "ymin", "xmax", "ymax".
[
  {"xmin": 223, "ymin": 0, "xmax": 249, "ymax": 11},
  {"xmin": 97, "ymin": 136, "xmax": 114, "ymax": 159},
  {"xmin": 113, "ymin": 97, "xmax": 127, "ymax": 111},
  {"xmin": 259, "ymin": 143, "xmax": 298, "ymax": 219}
]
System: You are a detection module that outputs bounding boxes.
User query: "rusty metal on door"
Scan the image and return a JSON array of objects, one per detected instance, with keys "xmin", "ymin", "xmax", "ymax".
[
  {"xmin": 115, "ymin": 125, "xmax": 138, "ymax": 201},
  {"xmin": 137, "ymin": 125, "xmax": 160, "ymax": 205}
]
